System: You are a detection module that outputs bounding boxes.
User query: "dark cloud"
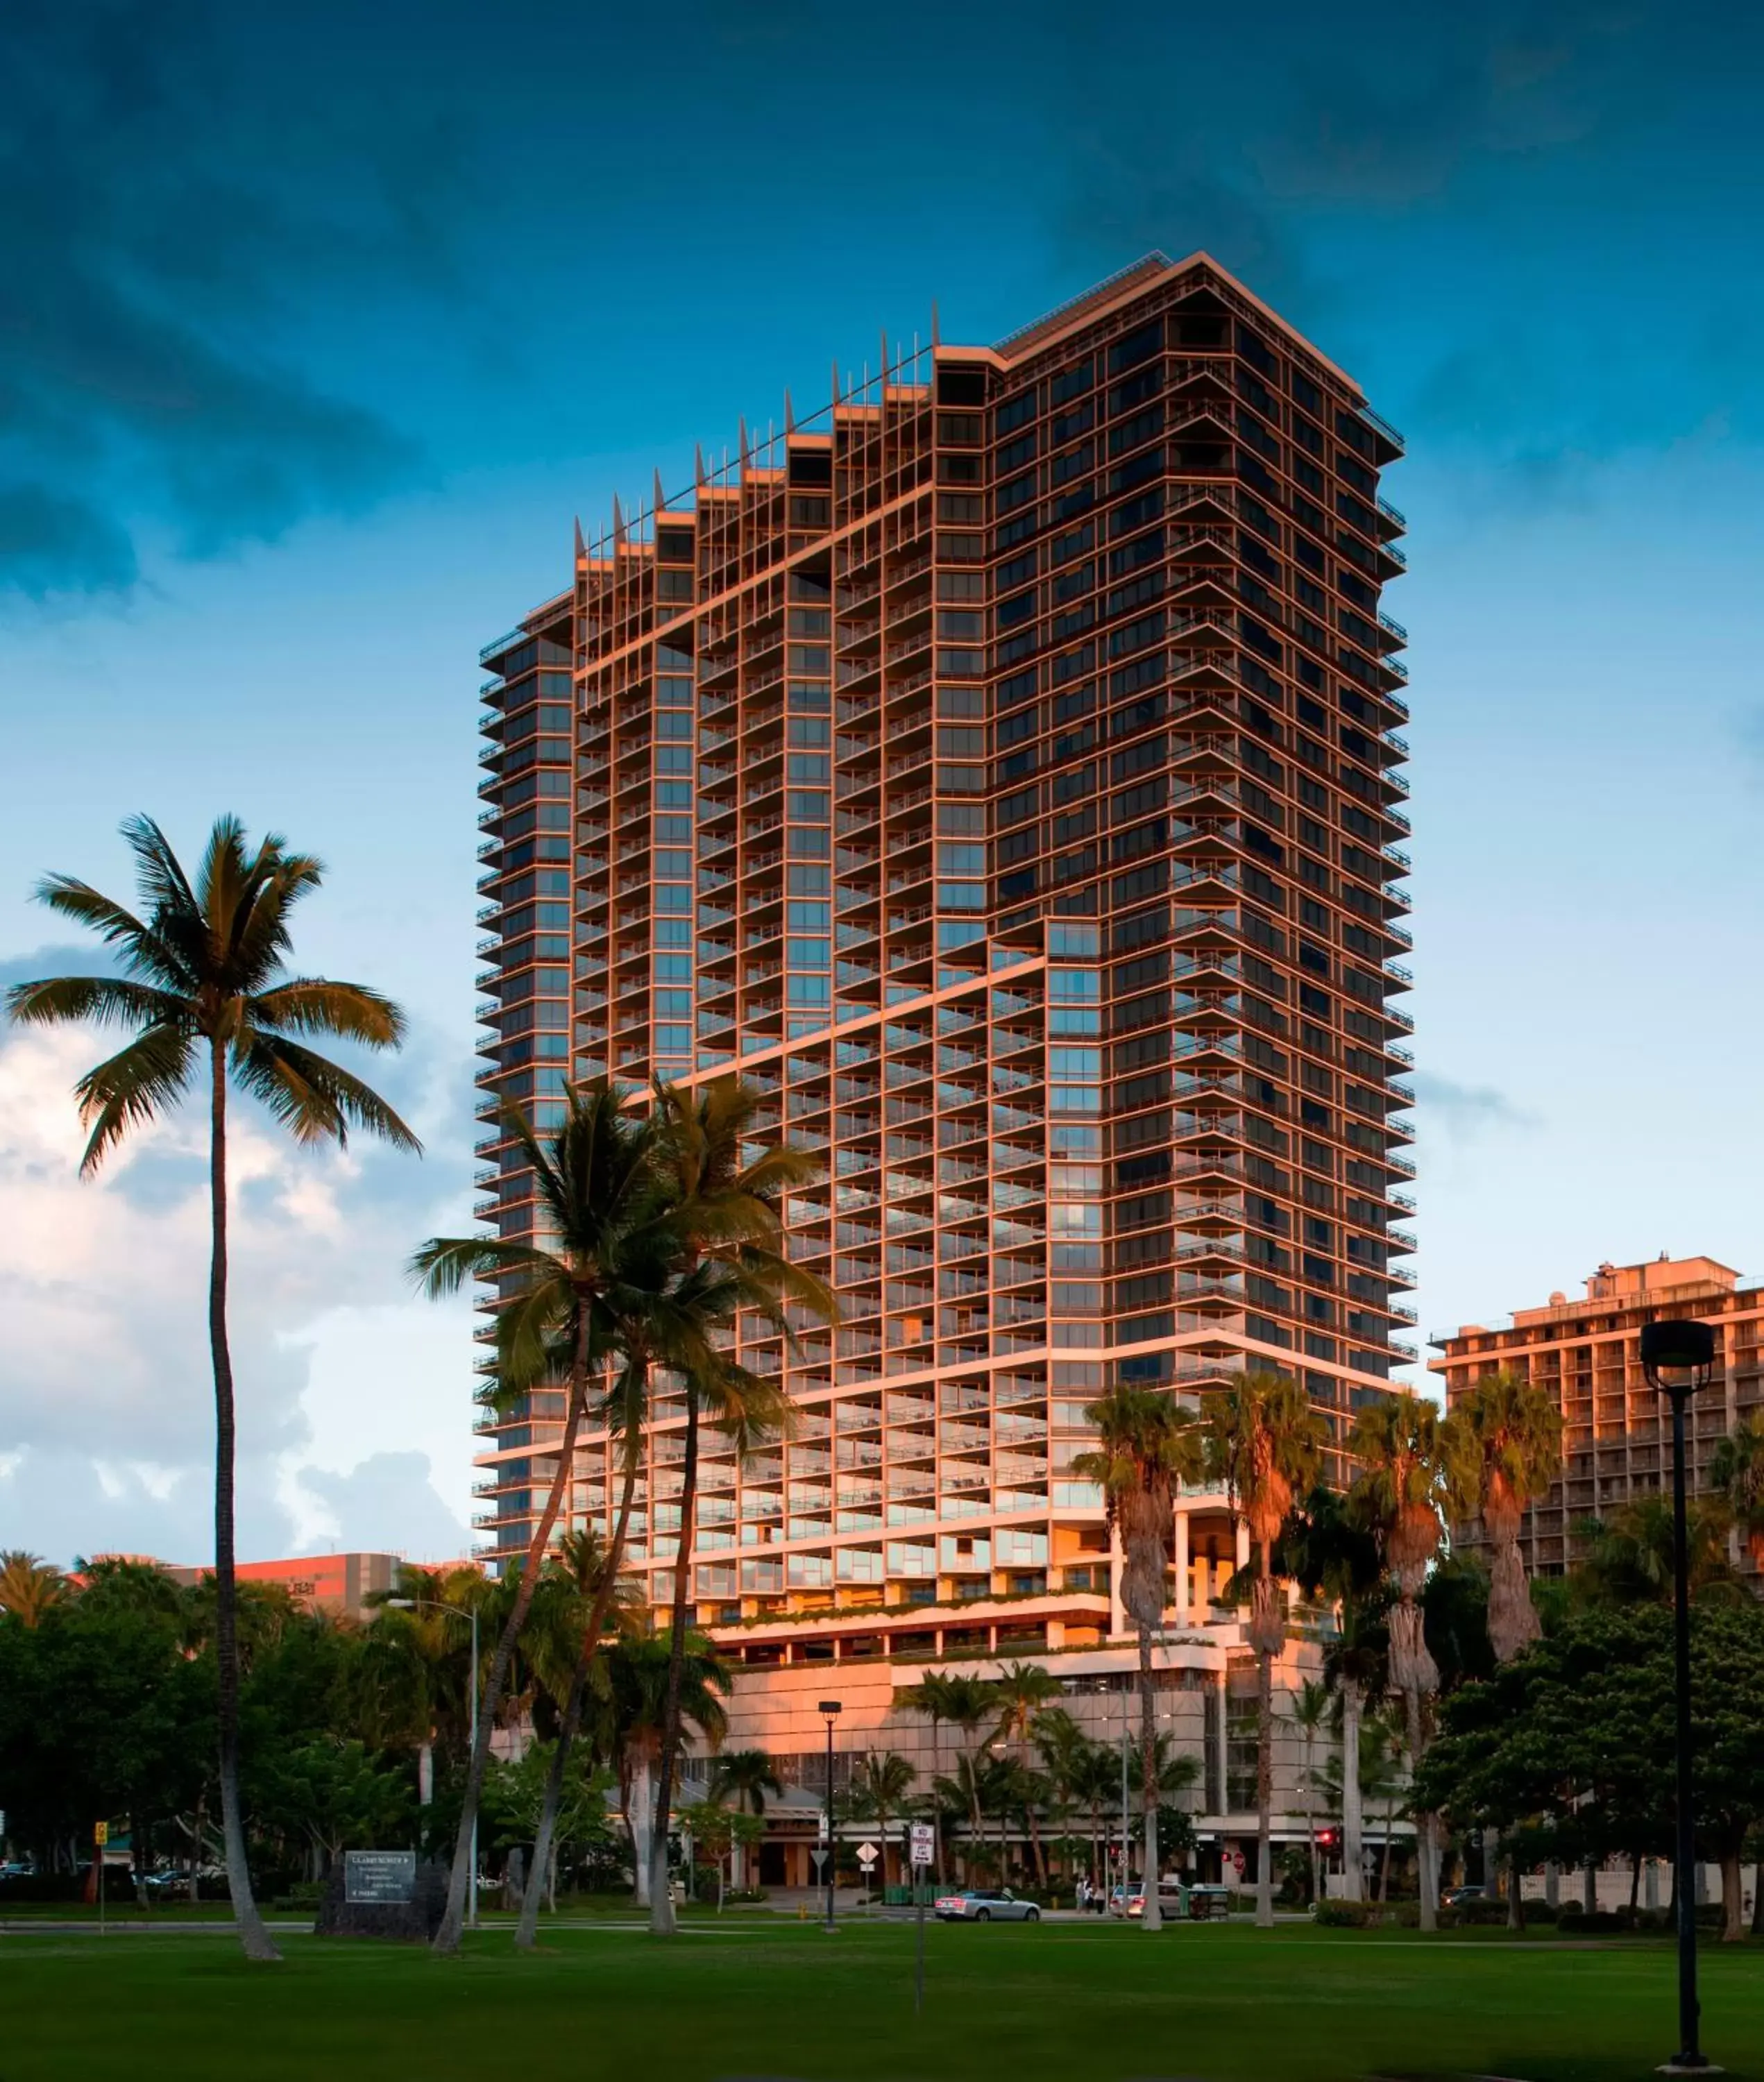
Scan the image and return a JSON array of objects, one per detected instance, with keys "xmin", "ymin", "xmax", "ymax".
[
  {"xmin": 0, "ymin": 0, "xmax": 448, "ymax": 604},
  {"xmin": 1411, "ymin": 1071, "xmax": 1538, "ymax": 1140}
]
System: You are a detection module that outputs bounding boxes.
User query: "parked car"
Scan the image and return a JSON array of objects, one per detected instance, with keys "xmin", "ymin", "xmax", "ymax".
[
  {"xmin": 933, "ymin": 1887, "xmax": 1040, "ymax": 1922},
  {"xmin": 1111, "ymin": 1881, "xmax": 1232, "ymax": 1920},
  {"xmin": 1441, "ymin": 1885, "xmax": 1488, "ymax": 1909}
]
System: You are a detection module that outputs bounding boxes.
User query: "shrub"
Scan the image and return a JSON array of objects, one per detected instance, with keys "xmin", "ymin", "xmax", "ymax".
[
  {"xmin": 1557, "ymin": 1906, "xmax": 1627, "ymax": 1935},
  {"xmin": 1314, "ymin": 1899, "xmax": 1382, "ymax": 1928},
  {"xmin": 1459, "ymin": 1898, "xmax": 1510, "ymax": 1926},
  {"xmin": 1526, "ymin": 1897, "xmax": 1559, "ymax": 1924}
]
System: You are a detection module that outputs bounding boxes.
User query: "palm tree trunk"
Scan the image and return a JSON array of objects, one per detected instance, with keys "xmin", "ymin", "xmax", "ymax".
[
  {"xmin": 434, "ymin": 1318, "xmax": 591, "ymax": 1954},
  {"xmin": 1340, "ymin": 1679, "xmax": 1364, "ymax": 1903},
  {"xmin": 516, "ymin": 1440, "xmax": 641, "ymax": 1949},
  {"xmin": 207, "ymin": 1046, "xmax": 278, "ymax": 1963},
  {"xmin": 1137, "ymin": 1621, "xmax": 1162, "ymax": 1931},
  {"xmin": 629, "ymin": 1757, "xmax": 652, "ymax": 1907},
  {"xmin": 1254, "ymin": 1640, "xmax": 1274, "ymax": 1927},
  {"xmin": 650, "ymin": 1385, "xmax": 702, "ymax": 1934},
  {"xmin": 1404, "ymin": 1682, "xmax": 1436, "ymax": 1932}
]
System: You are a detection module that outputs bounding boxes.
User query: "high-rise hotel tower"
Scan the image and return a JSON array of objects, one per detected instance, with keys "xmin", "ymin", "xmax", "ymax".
[{"xmin": 473, "ymin": 253, "xmax": 1416, "ymax": 1666}]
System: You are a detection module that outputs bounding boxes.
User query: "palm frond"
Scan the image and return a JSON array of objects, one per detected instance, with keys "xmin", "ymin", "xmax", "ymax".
[
  {"xmin": 248, "ymin": 978, "xmax": 408, "ymax": 1049},
  {"xmin": 28, "ymin": 877, "xmax": 194, "ymax": 992},
  {"xmin": 228, "ymin": 845, "xmax": 325, "ymax": 990},
  {"xmin": 71, "ymin": 1024, "xmax": 197, "ymax": 1174},
  {"xmin": 407, "ymin": 1235, "xmax": 557, "ymax": 1300},
  {"xmin": 231, "ymin": 1035, "xmax": 421, "ymax": 1152},
  {"xmin": 5, "ymin": 975, "xmax": 192, "ymax": 1035},
  {"xmin": 119, "ymin": 813, "xmax": 201, "ymax": 926}
]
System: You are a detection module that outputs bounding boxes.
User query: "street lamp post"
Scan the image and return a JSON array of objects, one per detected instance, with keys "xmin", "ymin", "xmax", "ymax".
[
  {"xmin": 388, "ymin": 1594, "xmax": 482, "ymax": 1931},
  {"xmin": 818, "ymin": 1701, "xmax": 842, "ymax": 1931},
  {"xmin": 1640, "ymin": 1318, "xmax": 1720, "ymax": 2076}
]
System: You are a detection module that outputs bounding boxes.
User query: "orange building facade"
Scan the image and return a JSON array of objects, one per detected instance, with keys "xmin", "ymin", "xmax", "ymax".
[
  {"xmin": 1431, "ymin": 1253, "xmax": 1764, "ymax": 1580},
  {"xmin": 471, "ymin": 255, "xmax": 1416, "ymax": 1853}
]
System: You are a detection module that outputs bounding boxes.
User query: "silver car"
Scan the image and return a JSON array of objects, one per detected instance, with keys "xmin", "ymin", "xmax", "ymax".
[{"xmin": 934, "ymin": 1887, "xmax": 1040, "ymax": 1922}]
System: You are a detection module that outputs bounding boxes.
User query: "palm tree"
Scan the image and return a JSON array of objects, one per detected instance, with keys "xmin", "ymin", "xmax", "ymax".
[
  {"xmin": 585, "ymin": 1627, "xmax": 729, "ymax": 1906},
  {"xmin": 1455, "ymin": 1369, "xmax": 1563, "ymax": 1661},
  {"xmin": 1068, "ymin": 1739, "xmax": 1117, "ymax": 1895},
  {"xmin": 7, "ymin": 814, "xmax": 417, "ymax": 1960},
  {"xmin": 1281, "ymin": 1483, "xmax": 1386, "ymax": 1902},
  {"xmin": 645, "ymin": 1075, "xmax": 835, "ymax": 1937},
  {"xmin": 1288, "ymin": 1679, "xmax": 1331, "ymax": 1905},
  {"xmin": 1348, "ymin": 1390, "xmax": 1472, "ymax": 1931},
  {"xmin": 896, "ymin": 1672, "xmax": 958, "ymax": 1882},
  {"xmin": 707, "ymin": 1748, "xmax": 783, "ymax": 1893},
  {"xmin": 933, "ymin": 1673, "xmax": 1003, "ymax": 1880},
  {"xmin": 845, "ymin": 1752, "xmax": 917, "ymax": 1884},
  {"xmin": 412, "ymin": 1080, "xmax": 670, "ymax": 1952},
  {"xmin": 1711, "ymin": 1412, "xmax": 1764, "ymax": 1568},
  {"xmin": 1031, "ymin": 1707, "xmax": 1089, "ymax": 1890},
  {"xmin": 992, "ymin": 1661, "xmax": 1060, "ymax": 1882},
  {"xmin": 1205, "ymin": 1371, "xmax": 1325, "ymax": 1928},
  {"xmin": 514, "ymin": 1527, "xmax": 645, "ymax": 1945},
  {"xmin": 1573, "ymin": 1494, "xmax": 1742, "ymax": 1607},
  {"xmin": 0, "ymin": 1552, "xmax": 67, "ymax": 1629},
  {"xmin": 1073, "ymin": 1382, "xmax": 1204, "ymax": 1931}
]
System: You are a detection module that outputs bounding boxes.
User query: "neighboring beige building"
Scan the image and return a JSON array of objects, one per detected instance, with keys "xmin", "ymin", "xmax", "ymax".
[{"xmin": 1431, "ymin": 1253, "xmax": 1764, "ymax": 1580}]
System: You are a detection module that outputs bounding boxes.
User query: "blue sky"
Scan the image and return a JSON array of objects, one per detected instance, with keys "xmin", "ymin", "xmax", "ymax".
[{"xmin": 3, "ymin": 0, "xmax": 1763, "ymax": 1566}]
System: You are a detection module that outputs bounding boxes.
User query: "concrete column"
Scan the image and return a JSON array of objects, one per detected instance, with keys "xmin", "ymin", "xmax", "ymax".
[
  {"xmin": 1109, "ymin": 1525, "xmax": 1126, "ymax": 1640},
  {"xmin": 1173, "ymin": 1510, "xmax": 1191, "ymax": 1625},
  {"xmin": 1645, "ymin": 1858, "xmax": 1660, "ymax": 1912},
  {"xmin": 1235, "ymin": 1519, "xmax": 1250, "ymax": 1573},
  {"xmin": 1545, "ymin": 1860, "xmax": 1559, "ymax": 1908},
  {"xmin": 1212, "ymin": 1671, "xmax": 1229, "ymax": 1815}
]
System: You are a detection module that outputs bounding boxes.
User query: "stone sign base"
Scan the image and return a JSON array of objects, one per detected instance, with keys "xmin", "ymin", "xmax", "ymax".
[{"xmin": 314, "ymin": 1859, "xmax": 448, "ymax": 1941}]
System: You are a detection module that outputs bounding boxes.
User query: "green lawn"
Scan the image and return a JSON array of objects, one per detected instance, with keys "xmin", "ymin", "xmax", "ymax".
[{"xmin": 3, "ymin": 1918, "xmax": 1761, "ymax": 2082}]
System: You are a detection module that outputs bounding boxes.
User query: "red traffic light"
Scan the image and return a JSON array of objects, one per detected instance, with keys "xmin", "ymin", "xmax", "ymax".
[{"xmin": 1317, "ymin": 1829, "xmax": 1338, "ymax": 1847}]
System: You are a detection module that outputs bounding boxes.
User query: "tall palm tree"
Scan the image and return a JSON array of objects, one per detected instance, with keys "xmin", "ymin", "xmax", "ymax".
[
  {"xmin": 7, "ymin": 814, "xmax": 417, "ymax": 1960},
  {"xmin": 412, "ymin": 1080, "xmax": 671, "ymax": 1952},
  {"xmin": 0, "ymin": 1552, "xmax": 67, "ymax": 1629},
  {"xmin": 584, "ymin": 1627, "xmax": 729, "ymax": 1905},
  {"xmin": 1205, "ymin": 1371, "xmax": 1325, "ymax": 1929},
  {"xmin": 1280, "ymin": 1482, "xmax": 1386, "ymax": 1902},
  {"xmin": 992, "ymin": 1660, "xmax": 1060, "ymax": 1882},
  {"xmin": 1573, "ymin": 1494, "xmax": 1742, "ymax": 1607},
  {"xmin": 1068, "ymin": 1739, "xmax": 1116, "ymax": 1894},
  {"xmin": 896, "ymin": 1671, "xmax": 958, "ymax": 1883},
  {"xmin": 1031, "ymin": 1707, "xmax": 1089, "ymax": 1890},
  {"xmin": 933, "ymin": 1673, "xmax": 1003, "ymax": 1879},
  {"xmin": 846, "ymin": 1752, "xmax": 917, "ymax": 1884},
  {"xmin": 1711, "ymin": 1412, "xmax": 1764, "ymax": 1569},
  {"xmin": 1073, "ymin": 1383, "xmax": 1204, "ymax": 1931},
  {"xmin": 1348, "ymin": 1390, "xmax": 1471, "ymax": 1931},
  {"xmin": 1289, "ymin": 1679, "xmax": 1331, "ymax": 1905},
  {"xmin": 1455, "ymin": 1369, "xmax": 1563, "ymax": 1661},
  {"xmin": 644, "ymin": 1075, "xmax": 834, "ymax": 1936},
  {"xmin": 514, "ymin": 1527, "xmax": 645, "ymax": 1946}
]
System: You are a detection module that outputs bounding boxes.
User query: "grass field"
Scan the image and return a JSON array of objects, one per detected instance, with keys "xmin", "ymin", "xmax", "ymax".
[{"xmin": 3, "ymin": 1915, "xmax": 1761, "ymax": 2082}]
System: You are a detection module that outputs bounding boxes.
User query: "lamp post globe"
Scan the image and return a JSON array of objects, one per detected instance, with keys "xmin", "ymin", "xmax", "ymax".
[{"xmin": 1640, "ymin": 1317, "xmax": 1720, "ymax": 2075}]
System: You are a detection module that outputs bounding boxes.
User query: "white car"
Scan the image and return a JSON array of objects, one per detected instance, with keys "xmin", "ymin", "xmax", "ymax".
[{"xmin": 934, "ymin": 1887, "xmax": 1040, "ymax": 1922}]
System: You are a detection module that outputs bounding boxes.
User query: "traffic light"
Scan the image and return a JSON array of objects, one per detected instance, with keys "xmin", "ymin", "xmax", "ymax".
[{"xmin": 1317, "ymin": 1829, "xmax": 1338, "ymax": 1850}]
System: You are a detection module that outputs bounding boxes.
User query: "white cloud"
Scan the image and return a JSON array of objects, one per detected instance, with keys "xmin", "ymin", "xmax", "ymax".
[{"xmin": 0, "ymin": 1017, "xmax": 479, "ymax": 1570}]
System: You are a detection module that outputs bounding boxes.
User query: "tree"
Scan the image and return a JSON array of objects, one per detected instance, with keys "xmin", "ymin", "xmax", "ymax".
[
  {"xmin": 1455, "ymin": 1369, "xmax": 1563, "ymax": 1661},
  {"xmin": 931, "ymin": 1675, "xmax": 1003, "ymax": 1879},
  {"xmin": 709, "ymin": 1747, "xmax": 784, "ymax": 1891},
  {"xmin": 1067, "ymin": 1738, "xmax": 1117, "ymax": 1893},
  {"xmin": 1205, "ymin": 1371, "xmax": 1325, "ymax": 1928},
  {"xmin": 895, "ymin": 1673, "xmax": 958, "ymax": 1883},
  {"xmin": 1289, "ymin": 1679, "xmax": 1332, "ymax": 1904},
  {"xmin": 992, "ymin": 1661, "xmax": 1060, "ymax": 1881},
  {"xmin": 412, "ymin": 1079, "xmax": 675, "ymax": 1952},
  {"xmin": 1031, "ymin": 1709, "xmax": 1090, "ymax": 1887},
  {"xmin": 1280, "ymin": 1484, "xmax": 1387, "ymax": 1904},
  {"xmin": 1574, "ymin": 1496, "xmax": 1742, "ymax": 1609},
  {"xmin": 677, "ymin": 1799, "xmax": 762, "ymax": 1909},
  {"xmin": 644, "ymin": 1075, "xmax": 835, "ymax": 1936},
  {"xmin": 1074, "ymin": 1383, "xmax": 1203, "ymax": 1931},
  {"xmin": 8, "ymin": 814, "xmax": 417, "ymax": 1959},
  {"xmin": 1711, "ymin": 1412, "xmax": 1764, "ymax": 1568},
  {"xmin": 844, "ymin": 1752, "xmax": 916, "ymax": 1885},
  {"xmin": 0, "ymin": 1553, "xmax": 67, "ymax": 1630}
]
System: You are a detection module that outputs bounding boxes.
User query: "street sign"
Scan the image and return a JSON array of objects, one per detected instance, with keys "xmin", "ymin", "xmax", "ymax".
[
  {"xmin": 93, "ymin": 1821, "xmax": 108, "ymax": 1847},
  {"xmin": 817, "ymin": 1812, "xmax": 829, "ymax": 1843},
  {"xmin": 810, "ymin": 1847, "xmax": 828, "ymax": 1873},
  {"xmin": 909, "ymin": 1822, "xmax": 934, "ymax": 1868},
  {"xmin": 856, "ymin": 1840, "xmax": 879, "ymax": 1868}
]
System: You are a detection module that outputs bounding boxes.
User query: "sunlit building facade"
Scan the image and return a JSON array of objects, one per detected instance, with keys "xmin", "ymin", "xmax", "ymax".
[{"xmin": 472, "ymin": 255, "xmax": 1416, "ymax": 1858}]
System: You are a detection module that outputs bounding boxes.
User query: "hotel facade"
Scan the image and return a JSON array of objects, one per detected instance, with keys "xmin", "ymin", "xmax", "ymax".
[
  {"xmin": 1432, "ymin": 1253, "xmax": 1764, "ymax": 1585},
  {"xmin": 473, "ymin": 253, "xmax": 1415, "ymax": 1878}
]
